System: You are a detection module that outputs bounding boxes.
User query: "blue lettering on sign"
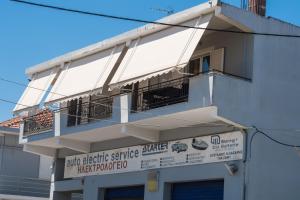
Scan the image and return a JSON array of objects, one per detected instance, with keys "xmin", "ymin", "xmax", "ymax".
[
  {"xmin": 142, "ymin": 142, "xmax": 168, "ymax": 156},
  {"xmin": 211, "ymin": 135, "xmax": 221, "ymax": 145}
]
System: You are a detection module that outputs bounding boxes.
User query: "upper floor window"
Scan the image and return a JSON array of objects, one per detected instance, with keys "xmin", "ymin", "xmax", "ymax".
[
  {"xmin": 202, "ymin": 55, "xmax": 210, "ymax": 73},
  {"xmin": 187, "ymin": 48, "xmax": 224, "ymax": 75}
]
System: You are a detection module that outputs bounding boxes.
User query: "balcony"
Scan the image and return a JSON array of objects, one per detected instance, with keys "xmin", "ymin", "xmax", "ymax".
[
  {"xmin": 20, "ymin": 96, "xmax": 120, "ymax": 150},
  {"xmin": 127, "ymin": 73, "xmax": 213, "ymax": 123},
  {"xmin": 21, "ymin": 72, "xmax": 252, "ymax": 157},
  {"xmin": 23, "ymin": 110, "xmax": 54, "ymax": 137},
  {"xmin": 20, "ymin": 74, "xmax": 214, "ymax": 146}
]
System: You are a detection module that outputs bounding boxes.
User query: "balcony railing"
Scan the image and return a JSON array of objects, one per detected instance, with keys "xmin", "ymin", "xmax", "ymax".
[
  {"xmin": 132, "ymin": 76, "xmax": 189, "ymax": 112},
  {"xmin": 67, "ymin": 96, "xmax": 113, "ymax": 127},
  {"xmin": 23, "ymin": 110, "xmax": 54, "ymax": 137},
  {"xmin": 89, "ymin": 96, "xmax": 113, "ymax": 121}
]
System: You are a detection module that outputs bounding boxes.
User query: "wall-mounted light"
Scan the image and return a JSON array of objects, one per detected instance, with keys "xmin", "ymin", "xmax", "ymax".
[{"xmin": 224, "ymin": 163, "xmax": 238, "ymax": 176}]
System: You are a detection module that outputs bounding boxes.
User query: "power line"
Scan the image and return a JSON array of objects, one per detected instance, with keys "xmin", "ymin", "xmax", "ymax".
[
  {"xmin": 3, "ymin": 94, "xmax": 300, "ymax": 135},
  {"xmin": 0, "ymin": 97, "xmax": 162, "ymax": 128},
  {"xmin": 4, "ymin": 0, "xmax": 300, "ymax": 149},
  {"xmin": 0, "ymin": 97, "xmax": 233, "ymax": 129},
  {"xmin": 3, "ymin": 72, "xmax": 300, "ymax": 133},
  {"xmin": 3, "ymin": 76, "xmax": 300, "ymax": 132},
  {"xmin": 249, "ymin": 127, "xmax": 300, "ymax": 159},
  {"xmin": 254, "ymin": 127, "xmax": 300, "ymax": 147},
  {"xmin": 0, "ymin": 75, "xmax": 231, "ymax": 127},
  {"xmin": 0, "ymin": 77, "xmax": 67, "ymax": 98},
  {"xmin": 0, "ymin": 98, "xmax": 29, "ymax": 109},
  {"xmin": 2, "ymin": 96, "xmax": 300, "ymax": 150},
  {"xmin": 10, "ymin": 0, "xmax": 300, "ymax": 38}
]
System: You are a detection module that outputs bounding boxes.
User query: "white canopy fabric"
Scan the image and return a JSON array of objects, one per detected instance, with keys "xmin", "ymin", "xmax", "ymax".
[
  {"xmin": 110, "ymin": 15, "xmax": 211, "ymax": 87},
  {"xmin": 14, "ymin": 68, "xmax": 57, "ymax": 112},
  {"xmin": 45, "ymin": 45, "xmax": 124, "ymax": 103}
]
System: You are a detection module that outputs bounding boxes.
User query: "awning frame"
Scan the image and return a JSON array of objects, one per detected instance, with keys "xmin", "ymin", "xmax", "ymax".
[{"xmin": 109, "ymin": 14, "xmax": 213, "ymax": 88}]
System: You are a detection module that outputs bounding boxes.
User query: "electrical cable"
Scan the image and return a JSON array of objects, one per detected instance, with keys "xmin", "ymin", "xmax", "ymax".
[
  {"xmin": 0, "ymin": 98, "xmax": 161, "ymax": 128},
  {"xmin": 0, "ymin": 77, "xmax": 67, "ymax": 98},
  {"xmin": 5, "ymin": 0, "xmax": 300, "ymax": 160},
  {"xmin": 0, "ymin": 97, "xmax": 233, "ymax": 129},
  {"xmin": 2, "ymin": 96, "xmax": 300, "ymax": 152},
  {"xmin": 4, "ymin": 1, "xmax": 300, "ymax": 127},
  {"xmin": 3, "ymin": 76, "xmax": 300, "ymax": 133},
  {"xmin": 254, "ymin": 127, "xmax": 300, "ymax": 147},
  {"xmin": 248, "ymin": 129, "xmax": 259, "ymax": 159},
  {"xmin": 3, "ymin": 75, "xmax": 300, "ymax": 132},
  {"xmin": 0, "ymin": 75, "xmax": 231, "ymax": 127},
  {"xmin": 249, "ymin": 126, "xmax": 300, "ymax": 159},
  {"xmin": 10, "ymin": 0, "xmax": 300, "ymax": 38}
]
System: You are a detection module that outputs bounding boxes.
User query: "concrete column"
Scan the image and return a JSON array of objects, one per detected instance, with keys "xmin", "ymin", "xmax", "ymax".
[
  {"xmin": 53, "ymin": 158, "xmax": 66, "ymax": 181},
  {"xmin": 144, "ymin": 177, "xmax": 166, "ymax": 200},
  {"xmin": 83, "ymin": 177, "xmax": 100, "ymax": 200},
  {"xmin": 83, "ymin": 188, "xmax": 99, "ymax": 200},
  {"xmin": 145, "ymin": 190, "xmax": 164, "ymax": 200},
  {"xmin": 50, "ymin": 157, "xmax": 72, "ymax": 200},
  {"xmin": 51, "ymin": 192, "xmax": 71, "ymax": 200}
]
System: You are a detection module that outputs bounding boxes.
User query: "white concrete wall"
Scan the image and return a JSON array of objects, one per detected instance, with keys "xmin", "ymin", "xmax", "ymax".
[{"xmin": 39, "ymin": 156, "xmax": 53, "ymax": 180}]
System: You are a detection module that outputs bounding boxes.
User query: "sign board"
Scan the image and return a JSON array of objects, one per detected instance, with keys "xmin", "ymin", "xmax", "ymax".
[{"xmin": 64, "ymin": 131, "xmax": 244, "ymax": 178}]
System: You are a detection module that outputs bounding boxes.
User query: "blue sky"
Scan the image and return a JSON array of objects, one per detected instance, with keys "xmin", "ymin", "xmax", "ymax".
[{"xmin": 0, "ymin": 0, "xmax": 299, "ymax": 121}]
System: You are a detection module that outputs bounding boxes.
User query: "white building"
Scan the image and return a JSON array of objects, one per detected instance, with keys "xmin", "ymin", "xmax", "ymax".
[{"xmin": 14, "ymin": 0, "xmax": 300, "ymax": 200}]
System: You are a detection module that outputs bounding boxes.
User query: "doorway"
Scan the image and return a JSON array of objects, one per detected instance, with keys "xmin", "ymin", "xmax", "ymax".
[
  {"xmin": 104, "ymin": 185, "xmax": 144, "ymax": 200},
  {"xmin": 171, "ymin": 180, "xmax": 224, "ymax": 200}
]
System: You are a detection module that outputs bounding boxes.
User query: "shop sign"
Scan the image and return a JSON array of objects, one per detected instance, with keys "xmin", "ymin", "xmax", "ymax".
[{"xmin": 64, "ymin": 131, "xmax": 244, "ymax": 178}]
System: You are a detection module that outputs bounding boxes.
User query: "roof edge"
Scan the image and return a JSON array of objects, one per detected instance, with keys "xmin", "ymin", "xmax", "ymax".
[
  {"xmin": 0, "ymin": 126, "xmax": 19, "ymax": 135},
  {"xmin": 25, "ymin": 0, "xmax": 220, "ymax": 76}
]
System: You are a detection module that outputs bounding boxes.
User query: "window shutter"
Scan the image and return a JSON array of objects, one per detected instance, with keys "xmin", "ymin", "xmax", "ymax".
[
  {"xmin": 211, "ymin": 48, "xmax": 225, "ymax": 72},
  {"xmin": 67, "ymin": 99, "xmax": 78, "ymax": 127},
  {"xmin": 80, "ymin": 96, "xmax": 90, "ymax": 124},
  {"xmin": 131, "ymin": 82, "xmax": 139, "ymax": 112},
  {"xmin": 76, "ymin": 98, "xmax": 83, "ymax": 125}
]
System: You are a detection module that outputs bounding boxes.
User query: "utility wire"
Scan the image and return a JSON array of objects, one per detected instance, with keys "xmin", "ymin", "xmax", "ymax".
[
  {"xmin": 0, "ymin": 77, "xmax": 67, "ymax": 98},
  {"xmin": 0, "ymin": 75, "xmax": 231, "ymax": 127},
  {"xmin": 10, "ymin": 0, "xmax": 300, "ymax": 38},
  {"xmin": 0, "ymin": 97, "xmax": 233, "ymax": 129},
  {"xmin": 5, "ymin": 1, "xmax": 300, "ymax": 126},
  {"xmin": 0, "ymin": 97, "xmax": 163, "ymax": 128},
  {"xmin": 0, "ymin": 98, "xmax": 29, "ymax": 109},
  {"xmin": 249, "ymin": 127, "xmax": 300, "ymax": 159},
  {"xmin": 3, "ymin": 76, "xmax": 300, "ymax": 132},
  {"xmin": 254, "ymin": 127, "xmax": 300, "ymax": 147},
  {"xmin": 4, "ymin": 0, "xmax": 300, "ymax": 149},
  {"xmin": 2, "ymin": 97, "xmax": 300, "ymax": 150},
  {"xmin": 4, "ymin": 76, "xmax": 299, "ymax": 132}
]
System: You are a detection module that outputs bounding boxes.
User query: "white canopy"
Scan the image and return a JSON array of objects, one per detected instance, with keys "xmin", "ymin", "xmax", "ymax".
[
  {"xmin": 110, "ymin": 15, "xmax": 211, "ymax": 87},
  {"xmin": 45, "ymin": 45, "xmax": 124, "ymax": 103},
  {"xmin": 14, "ymin": 68, "xmax": 57, "ymax": 112}
]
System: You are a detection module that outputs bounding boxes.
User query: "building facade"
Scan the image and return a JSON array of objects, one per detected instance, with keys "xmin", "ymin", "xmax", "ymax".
[
  {"xmin": 15, "ymin": 1, "xmax": 300, "ymax": 200},
  {"xmin": 0, "ymin": 124, "xmax": 51, "ymax": 200}
]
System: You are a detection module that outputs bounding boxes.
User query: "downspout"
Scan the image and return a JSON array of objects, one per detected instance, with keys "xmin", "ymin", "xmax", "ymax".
[{"xmin": 242, "ymin": 128, "xmax": 250, "ymax": 200}]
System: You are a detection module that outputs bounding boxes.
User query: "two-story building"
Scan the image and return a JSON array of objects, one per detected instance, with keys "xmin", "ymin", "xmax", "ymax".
[{"xmin": 14, "ymin": 0, "xmax": 300, "ymax": 200}]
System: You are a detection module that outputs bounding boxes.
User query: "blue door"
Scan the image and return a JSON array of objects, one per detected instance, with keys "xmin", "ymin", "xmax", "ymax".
[
  {"xmin": 104, "ymin": 185, "xmax": 144, "ymax": 200},
  {"xmin": 171, "ymin": 180, "xmax": 224, "ymax": 200}
]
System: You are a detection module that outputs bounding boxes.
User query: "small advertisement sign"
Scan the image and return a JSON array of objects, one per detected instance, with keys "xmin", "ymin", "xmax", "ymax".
[{"xmin": 64, "ymin": 131, "xmax": 244, "ymax": 178}]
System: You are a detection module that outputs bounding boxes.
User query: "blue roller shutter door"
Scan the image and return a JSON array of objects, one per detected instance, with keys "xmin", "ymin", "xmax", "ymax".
[
  {"xmin": 105, "ymin": 185, "xmax": 144, "ymax": 200},
  {"xmin": 171, "ymin": 180, "xmax": 224, "ymax": 200}
]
